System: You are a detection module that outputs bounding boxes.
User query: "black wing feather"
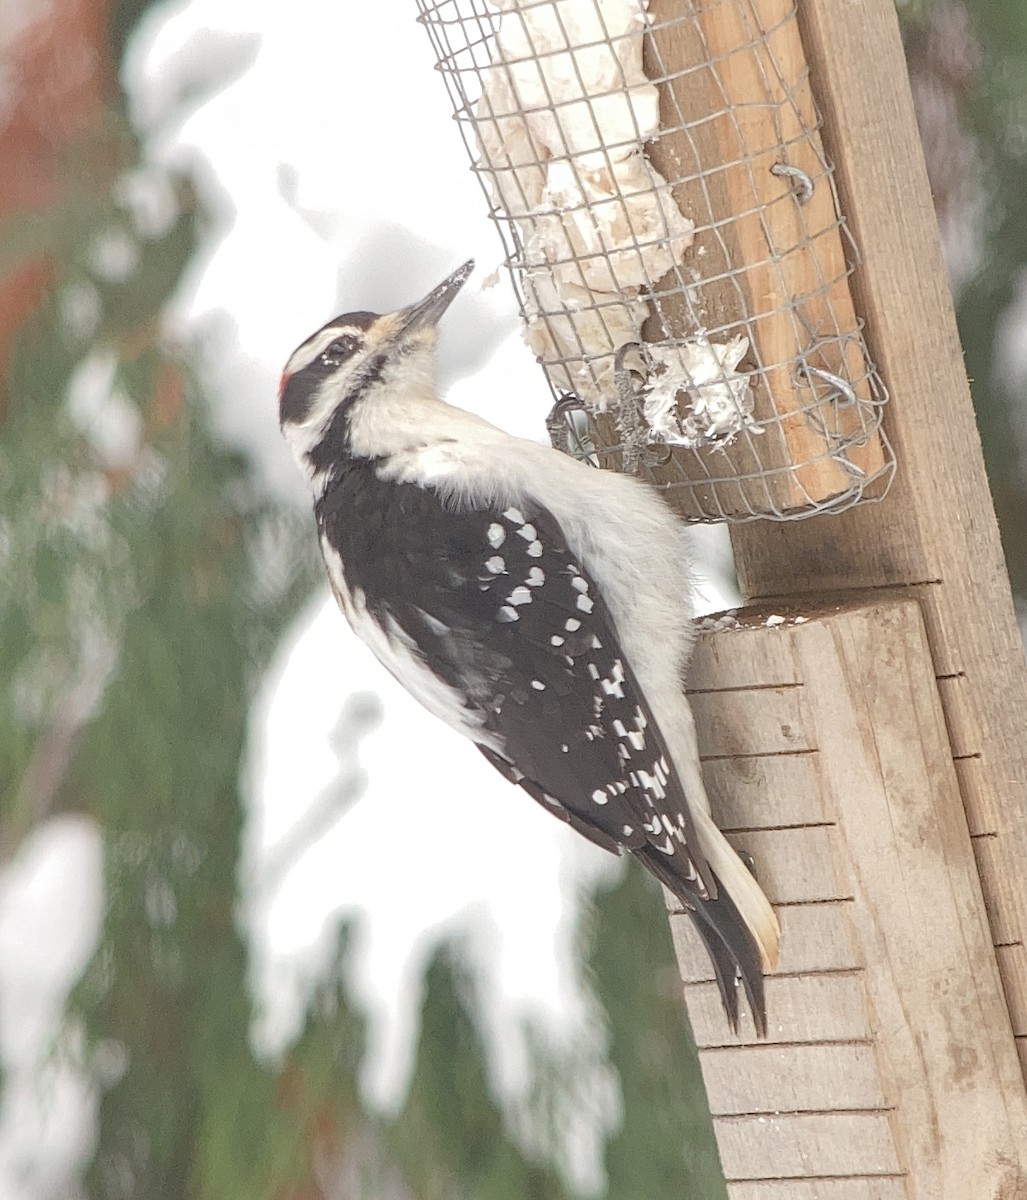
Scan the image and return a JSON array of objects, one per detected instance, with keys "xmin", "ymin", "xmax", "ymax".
[
  {"xmin": 316, "ymin": 460, "xmax": 765, "ymax": 1031},
  {"xmin": 320, "ymin": 469, "xmax": 705, "ymax": 878}
]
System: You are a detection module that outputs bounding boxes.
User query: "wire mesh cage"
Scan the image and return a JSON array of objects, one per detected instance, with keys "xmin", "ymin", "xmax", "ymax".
[{"xmin": 415, "ymin": 0, "xmax": 895, "ymax": 522}]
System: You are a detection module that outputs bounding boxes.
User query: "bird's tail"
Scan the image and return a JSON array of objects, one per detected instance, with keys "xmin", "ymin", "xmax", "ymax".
[
  {"xmin": 695, "ymin": 806, "xmax": 780, "ymax": 965},
  {"xmin": 635, "ymin": 812, "xmax": 779, "ymax": 1037}
]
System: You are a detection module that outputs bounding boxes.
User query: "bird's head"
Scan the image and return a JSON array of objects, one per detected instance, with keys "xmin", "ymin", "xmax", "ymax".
[{"xmin": 278, "ymin": 259, "xmax": 474, "ymax": 486}]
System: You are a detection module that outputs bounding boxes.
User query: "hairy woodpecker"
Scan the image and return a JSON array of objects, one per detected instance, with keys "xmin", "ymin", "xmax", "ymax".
[{"xmin": 278, "ymin": 260, "xmax": 780, "ymax": 1033}]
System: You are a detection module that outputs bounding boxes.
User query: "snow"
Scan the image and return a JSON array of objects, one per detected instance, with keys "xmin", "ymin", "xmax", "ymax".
[
  {"xmin": 0, "ymin": 817, "xmax": 105, "ymax": 1200},
  {"xmin": 121, "ymin": 0, "xmax": 548, "ymax": 503},
  {"xmin": 86, "ymin": 228, "xmax": 140, "ymax": 283},
  {"xmin": 66, "ymin": 350, "xmax": 144, "ymax": 470}
]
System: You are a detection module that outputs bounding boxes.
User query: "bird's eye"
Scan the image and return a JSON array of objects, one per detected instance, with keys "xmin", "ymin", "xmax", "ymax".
[{"xmin": 320, "ymin": 334, "xmax": 361, "ymax": 367}]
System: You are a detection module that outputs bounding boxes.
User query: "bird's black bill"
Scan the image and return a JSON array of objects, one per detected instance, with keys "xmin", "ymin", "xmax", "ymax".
[{"xmin": 397, "ymin": 260, "xmax": 474, "ymax": 336}]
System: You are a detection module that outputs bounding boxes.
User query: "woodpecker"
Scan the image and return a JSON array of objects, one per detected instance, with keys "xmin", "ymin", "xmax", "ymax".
[{"xmin": 278, "ymin": 260, "xmax": 780, "ymax": 1033}]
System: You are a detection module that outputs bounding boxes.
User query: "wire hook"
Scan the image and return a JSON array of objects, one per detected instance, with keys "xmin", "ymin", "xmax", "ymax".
[{"xmin": 771, "ymin": 162, "xmax": 815, "ymax": 205}]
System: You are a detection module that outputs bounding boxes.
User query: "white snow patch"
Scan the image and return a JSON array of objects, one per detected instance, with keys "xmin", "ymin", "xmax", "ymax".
[
  {"xmin": 87, "ymin": 228, "xmax": 140, "ymax": 283},
  {"xmin": 58, "ymin": 283, "xmax": 102, "ymax": 342},
  {"xmin": 0, "ymin": 816, "xmax": 106, "ymax": 1200},
  {"xmin": 66, "ymin": 350, "xmax": 143, "ymax": 471},
  {"xmin": 122, "ymin": 0, "xmax": 548, "ymax": 505},
  {"xmin": 113, "ymin": 164, "xmax": 180, "ymax": 240}
]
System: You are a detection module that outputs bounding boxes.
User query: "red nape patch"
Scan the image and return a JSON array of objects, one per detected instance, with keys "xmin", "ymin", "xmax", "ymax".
[{"xmin": 278, "ymin": 371, "xmax": 291, "ymax": 401}]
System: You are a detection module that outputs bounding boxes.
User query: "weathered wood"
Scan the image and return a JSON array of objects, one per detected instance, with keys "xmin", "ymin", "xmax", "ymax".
[
  {"xmin": 690, "ymin": 684, "xmax": 813, "ymax": 756},
  {"xmin": 698, "ymin": 751, "xmax": 826, "ymax": 829},
  {"xmin": 951, "ymin": 754, "xmax": 999, "ymax": 838},
  {"xmin": 671, "ymin": 901, "xmax": 859, "ymax": 982},
  {"xmin": 701, "ymin": 1041, "xmax": 885, "ymax": 1115},
  {"xmin": 716, "ymin": 1113, "xmax": 902, "ymax": 1181},
  {"xmin": 725, "ymin": 0, "xmax": 1027, "ymax": 1061},
  {"xmin": 996, "ymin": 943, "xmax": 1027, "ymax": 1037},
  {"xmin": 669, "ymin": 601, "xmax": 1027, "ymax": 1197},
  {"xmin": 641, "ymin": 0, "xmax": 885, "ymax": 517},
  {"xmin": 686, "ymin": 971, "xmax": 870, "ymax": 1047},
  {"xmin": 730, "ymin": 1184, "xmax": 908, "ymax": 1200},
  {"xmin": 729, "ymin": 826, "xmax": 840, "ymax": 904},
  {"xmin": 690, "ymin": 616, "xmax": 804, "ymax": 686}
]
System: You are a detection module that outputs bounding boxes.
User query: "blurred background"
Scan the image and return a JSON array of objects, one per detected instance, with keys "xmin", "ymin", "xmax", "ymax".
[{"xmin": 0, "ymin": 1, "xmax": 1024, "ymax": 1197}]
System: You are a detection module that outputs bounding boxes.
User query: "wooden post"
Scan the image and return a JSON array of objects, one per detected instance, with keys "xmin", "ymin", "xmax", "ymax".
[
  {"xmin": 671, "ymin": 601, "xmax": 1027, "ymax": 1197},
  {"xmin": 720, "ymin": 0, "xmax": 1027, "ymax": 1084},
  {"xmin": 635, "ymin": 1, "xmax": 1027, "ymax": 1186}
]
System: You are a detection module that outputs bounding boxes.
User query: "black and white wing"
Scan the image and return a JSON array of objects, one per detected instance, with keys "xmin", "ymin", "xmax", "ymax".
[{"xmin": 315, "ymin": 461, "xmax": 766, "ymax": 1031}]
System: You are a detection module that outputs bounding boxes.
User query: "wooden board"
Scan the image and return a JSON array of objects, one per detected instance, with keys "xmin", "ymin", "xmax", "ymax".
[
  {"xmin": 667, "ymin": 601, "xmax": 1027, "ymax": 1198},
  {"xmin": 640, "ymin": 0, "xmax": 886, "ymax": 517},
  {"xmin": 727, "ymin": 0, "xmax": 1027, "ymax": 1087},
  {"xmin": 730, "ymin": 1185, "xmax": 907, "ymax": 1200}
]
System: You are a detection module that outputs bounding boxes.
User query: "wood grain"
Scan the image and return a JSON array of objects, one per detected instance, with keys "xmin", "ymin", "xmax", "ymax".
[
  {"xmin": 686, "ymin": 971, "xmax": 871, "ymax": 1047},
  {"xmin": 670, "ymin": 600, "xmax": 1027, "ymax": 1196},
  {"xmin": 729, "ymin": 1181, "xmax": 909, "ymax": 1200},
  {"xmin": 725, "ymin": 0, "xmax": 1027, "ymax": 1068},
  {"xmin": 699, "ymin": 750, "xmax": 826, "ymax": 829},
  {"xmin": 689, "ymin": 616, "xmax": 804, "ymax": 687},
  {"xmin": 701, "ymin": 1042, "xmax": 885, "ymax": 1115},
  {"xmin": 690, "ymin": 684, "xmax": 813, "ymax": 756},
  {"xmin": 670, "ymin": 900, "xmax": 861, "ymax": 982},
  {"xmin": 716, "ymin": 1112, "xmax": 902, "ymax": 1180}
]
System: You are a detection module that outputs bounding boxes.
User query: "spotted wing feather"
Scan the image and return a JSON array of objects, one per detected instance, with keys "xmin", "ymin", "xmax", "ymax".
[{"xmin": 316, "ymin": 460, "xmax": 764, "ymax": 1029}]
